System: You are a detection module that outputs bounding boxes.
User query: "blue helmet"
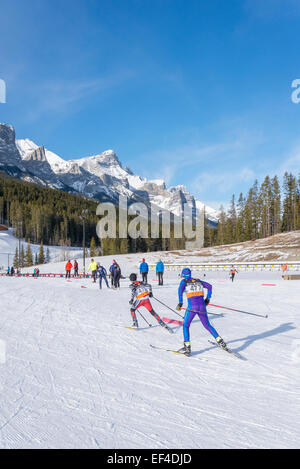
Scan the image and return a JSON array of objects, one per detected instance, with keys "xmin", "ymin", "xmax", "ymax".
[{"xmin": 181, "ymin": 268, "xmax": 191, "ymax": 279}]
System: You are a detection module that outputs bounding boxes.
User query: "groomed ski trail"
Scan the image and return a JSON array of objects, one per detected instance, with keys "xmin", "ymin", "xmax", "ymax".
[{"xmin": 0, "ymin": 269, "xmax": 299, "ymax": 449}]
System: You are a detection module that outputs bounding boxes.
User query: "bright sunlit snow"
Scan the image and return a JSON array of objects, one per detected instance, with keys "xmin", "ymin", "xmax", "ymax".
[{"xmin": 0, "ymin": 252, "xmax": 299, "ymax": 449}]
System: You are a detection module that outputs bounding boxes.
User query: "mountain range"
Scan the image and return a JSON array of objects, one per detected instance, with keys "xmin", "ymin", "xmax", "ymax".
[{"xmin": 0, "ymin": 123, "xmax": 218, "ymax": 225}]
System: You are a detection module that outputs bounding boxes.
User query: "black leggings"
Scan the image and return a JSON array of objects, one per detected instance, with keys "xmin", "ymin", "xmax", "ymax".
[
  {"xmin": 114, "ymin": 272, "xmax": 121, "ymax": 288},
  {"xmin": 142, "ymin": 272, "xmax": 148, "ymax": 283},
  {"xmin": 157, "ymin": 272, "xmax": 163, "ymax": 285}
]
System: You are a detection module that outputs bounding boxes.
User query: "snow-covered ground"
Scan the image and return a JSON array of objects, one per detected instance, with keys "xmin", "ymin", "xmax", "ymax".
[{"xmin": 0, "ymin": 255, "xmax": 299, "ymax": 449}]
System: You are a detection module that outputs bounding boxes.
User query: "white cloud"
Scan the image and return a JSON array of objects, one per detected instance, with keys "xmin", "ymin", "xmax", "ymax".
[{"xmin": 25, "ymin": 70, "xmax": 135, "ymax": 121}]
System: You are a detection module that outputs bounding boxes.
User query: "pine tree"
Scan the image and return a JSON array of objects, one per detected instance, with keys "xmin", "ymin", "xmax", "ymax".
[
  {"xmin": 25, "ymin": 242, "xmax": 33, "ymax": 267},
  {"xmin": 236, "ymin": 193, "xmax": 245, "ymax": 242},
  {"xmin": 20, "ymin": 244, "xmax": 25, "ymax": 268},
  {"xmin": 225, "ymin": 195, "xmax": 237, "ymax": 243},
  {"xmin": 46, "ymin": 247, "xmax": 50, "ymax": 263},
  {"xmin": 13, "ymin": 246, "xmax": 19, "ymax": 269},
  {"xmin": 216, "ymin": 205, "xmax": 226, "ymax": 245},
  {"xmin": 89, "ymin": 237, "xmax": 97, "ymax": 257},
  {"xmin": 39, "ymin": 241, "xmax": 45, "ymax": 264},
  {"xmin": 271, "ymin": 176, "xmax": 281, "ymax": 235}
]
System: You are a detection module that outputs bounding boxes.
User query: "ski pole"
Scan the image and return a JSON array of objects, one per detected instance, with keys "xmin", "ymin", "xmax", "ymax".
[
  {"xmin": 152, "ymin": 296, "xmax": 184, "ymax": 319},
  {"xmin": 137, "ymin": 309, "xmax": 152, "ymax": 327},
  {"xmin": 152, "ymin": 296, "xmax": 220, "ymax": 318},
  {"xmin": 181, "ymin": 307, "xmax": 224, "ymax": 317},
  {"xmin": 209, "ymin": 303, "xmax": 268, "ymax": 318}
]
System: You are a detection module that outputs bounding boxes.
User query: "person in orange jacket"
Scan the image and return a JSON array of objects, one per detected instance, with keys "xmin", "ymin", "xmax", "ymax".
[
  {"xmin": 65, "ymin": 260, "xmax": 73, "ymax": 279},
  {"xmin": 229, "ymin": 265, "xmax": 238, "ymax": 282}
]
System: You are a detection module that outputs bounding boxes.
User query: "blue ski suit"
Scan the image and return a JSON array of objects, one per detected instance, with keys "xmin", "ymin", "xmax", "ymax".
[
  {"xmin": 98, "ymin": 265, "xmax": 109, "ymax": 288},
  {"xmin": 178, "ymin": 278, "xmax": 220, "ymax": 342}
]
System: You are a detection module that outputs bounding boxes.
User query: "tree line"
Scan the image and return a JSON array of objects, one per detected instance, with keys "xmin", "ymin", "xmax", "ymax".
[
  {"xmin": 204, "ymin": 172, "xmax": 300, "ymax": 247},
  {"xmin": 0, "ymin": 172, "xmax": 185, "ymax": 259},
  {"xmin": 2, "ymin": 170, "xmax": 297, "ymax": 257}
]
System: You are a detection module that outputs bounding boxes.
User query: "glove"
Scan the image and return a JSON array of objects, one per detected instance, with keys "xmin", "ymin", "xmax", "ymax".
[
  {"xmin": 149, "ymin": 292, "xmax": 153, "ymax": 298},
  {"xmin": 205, "ymin": 298, "xmax": 210, "ymax": 306},
  {"xmin": 176, "ymin": 303, "xmax": 183, "ymax": 311},
  {"xmin": 129, "ymin": 299, "xmax": 133, "ymax": 305}
]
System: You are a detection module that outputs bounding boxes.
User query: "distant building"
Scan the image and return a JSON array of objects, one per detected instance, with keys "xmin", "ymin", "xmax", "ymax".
[{"xmin": 0, "ymin": 224, "xmax": 8, "ymax": 231}]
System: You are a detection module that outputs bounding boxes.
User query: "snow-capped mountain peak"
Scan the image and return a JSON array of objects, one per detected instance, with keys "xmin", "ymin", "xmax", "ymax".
[{"xmin": 0, "ymin": 123, "xmax": 221, "ymax": 222}]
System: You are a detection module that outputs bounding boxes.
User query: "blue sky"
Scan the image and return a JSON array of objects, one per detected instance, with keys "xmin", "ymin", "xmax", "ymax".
[{"xmin": 1, "ymin": 0, "xmax": 300, "ymax": 209}]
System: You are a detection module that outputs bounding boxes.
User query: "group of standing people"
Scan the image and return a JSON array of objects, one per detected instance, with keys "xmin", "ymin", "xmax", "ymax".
[
  {"xmin": 65, "ymin": 260, "xmax": 79, "ymax": 278},
  {"xmin": 86, "ymin": 258, "xmax": 122, "ymax": 290},
  {"xmin": 6, "ymin": 266, "xmax": 15, "ymax": 276},
  {"xmin": 64, "ymin": 256, "xmax": 165, "ymax": 291},
  {"xmin": 139, "ymin": 258, "xmax": 165, "ymax": 286}
]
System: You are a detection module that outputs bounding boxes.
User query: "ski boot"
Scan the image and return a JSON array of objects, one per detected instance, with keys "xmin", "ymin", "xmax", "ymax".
[
  {"xmin": 216, "ymin": 337, "xmax": 227, "ymax": 350},
  {"xmin": 132, "ymin": 320, "xmax": 139, "ymax": 328},
  {"xmin": 178, "ymin": 341, "xmax": 191, "ymax": 356}
]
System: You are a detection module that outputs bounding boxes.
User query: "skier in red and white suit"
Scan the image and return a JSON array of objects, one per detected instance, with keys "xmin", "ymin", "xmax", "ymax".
[{"xmin": 129, "ymin": 273, "xmax": 172, "ymax": 333}]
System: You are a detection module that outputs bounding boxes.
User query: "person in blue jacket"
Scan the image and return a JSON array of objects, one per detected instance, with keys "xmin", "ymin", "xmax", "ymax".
[
  {"xmin": 176, "ymin": 268, "xmax": 227, "ymax": 355},
  {"xmin": 156, "ymin": 259, "xmax": 164, "ymax": 285},
  {"xmin": 139, "ymin": 258, "xmax": 149, "ymax": 283},
  {"xmin": 109, "ymin": 262, "xmax": 116, "ymax": 287},
  {"xmin": 97, "ymin": 263, "xmax": 109, "ymax": 289}
]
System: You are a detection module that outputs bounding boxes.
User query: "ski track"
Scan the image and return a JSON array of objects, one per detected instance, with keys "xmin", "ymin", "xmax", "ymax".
[{"xmin": 0, "ymin": 269, "xmax": 299, "ymax": 448}]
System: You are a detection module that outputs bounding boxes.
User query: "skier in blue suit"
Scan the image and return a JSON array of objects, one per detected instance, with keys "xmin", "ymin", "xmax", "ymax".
[
  {"xmin": 176, "ymin": 268, "xmax": 227, "ymax": 355},
  {"xmin": 97, "ymin": 264, "xmax": 109, "ymax": 289}
]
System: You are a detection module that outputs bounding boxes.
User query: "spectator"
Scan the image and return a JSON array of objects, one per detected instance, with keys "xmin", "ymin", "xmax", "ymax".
[
  {"xmin": 97, "ymin": 263, "xmax": 110, "ymax": 289},
  {"xmin": 87, "ymin": 258, "xmax": 98, "ymax": 283},
  {"xmin": 65, "ymin": 260, "xmax": 72, "ymax": 279},
  {"xmin": 156, "ymin": 259, "xmax": 164, "ymax": 286},
  {"xmin": 113, "ymin": 262, "xmax": 122, "ymax": 289},
  {"xmin": 139, "ymin": 258, "xmax": 149, "ymax": 283},
  {"xmin": 109, "ymin": 261, "xmax": 116, "ymax": 287},
  {"xmin": 74, "ymin": 259, "xmax": 79, "ymax": 277}
]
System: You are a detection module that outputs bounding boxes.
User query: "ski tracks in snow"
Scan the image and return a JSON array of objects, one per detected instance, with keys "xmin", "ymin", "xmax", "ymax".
[{"xmin": 0, "ymin": 274, "xmax": 299, "ymax": 448}]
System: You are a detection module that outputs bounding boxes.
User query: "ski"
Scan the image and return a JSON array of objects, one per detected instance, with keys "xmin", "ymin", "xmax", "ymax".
[
  {"xmin": 150, "ymin": 344, "xmax": 202, "ymax": 359},
  {"xmin": 114, "ymin": 324, "xmax": 173, "ymax": 333},
  {"xmin": 208, "ymin": 340, "xmax": 247, "ymax": 361},
  {"xmin": 114, "ymin": 325, "xmax": 149, "ymax": 331},
  {"xmin": 162, "ymin": 325, "xmax": 174, "ymax": 334}
]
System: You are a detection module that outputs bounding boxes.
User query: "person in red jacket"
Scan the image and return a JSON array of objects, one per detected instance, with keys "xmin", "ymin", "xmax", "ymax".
[{"xmin": 65, "ymin": 260, "xmax": 72, "ymax": 279}]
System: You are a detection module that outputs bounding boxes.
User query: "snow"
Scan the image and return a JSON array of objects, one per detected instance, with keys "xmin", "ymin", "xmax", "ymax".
[
  {"xmin": 0, "ymin": 251, "xmax": 299, "ymax": 448},
  {"xmin": 0, "ymin": 229, "xmax": 82, "ymax": 271},
  {"xmin": 44, "ymin": 149, "xmax": 71, "ymax": 173},
  {"xmin": 16, "ymin": 139, "xmax": 39, "ymax": 157},
  {"xmin": 15, "ymin": 135, "xmax": 219, "ymax": 222}
]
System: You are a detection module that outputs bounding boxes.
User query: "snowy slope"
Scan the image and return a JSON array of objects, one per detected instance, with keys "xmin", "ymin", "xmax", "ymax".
[
  {"xmin": 0, "ymin": 229, "xmax": 82, "ymax": 271},
  {"xmin": 163, "ymin": 230, "xmax": 300, "ymax": 263},
  {"xmin": 0, "ymin": 256, "xmax": 299, "ymax": 449}
]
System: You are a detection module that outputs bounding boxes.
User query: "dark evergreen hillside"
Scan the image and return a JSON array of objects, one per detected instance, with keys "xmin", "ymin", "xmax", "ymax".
[
  {"xmin": 0, "ymin": 171, "xmax": 98, "ymax": 248},
  {"xmin": 0, "ymin": 172, "xmax": 185, "ymax": 255}
]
